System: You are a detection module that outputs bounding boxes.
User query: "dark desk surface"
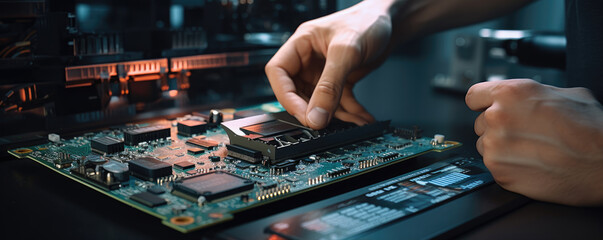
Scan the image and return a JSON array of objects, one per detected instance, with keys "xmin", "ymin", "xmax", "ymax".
[{"xmin": 2, "ymin": 56, "xmax": 602, "ymax": 239}]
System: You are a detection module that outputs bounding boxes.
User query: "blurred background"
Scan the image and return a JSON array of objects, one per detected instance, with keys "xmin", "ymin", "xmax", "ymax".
[
  {"xmin": 348, "ymin": 0, "xmax": 566, "ymax": 142},
  {"xmin": 0, "ymin": 0, "xmax": 566, "ymax": 153}
]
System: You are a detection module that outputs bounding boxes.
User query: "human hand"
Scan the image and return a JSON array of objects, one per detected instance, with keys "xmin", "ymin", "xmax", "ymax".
[
  {"xmin": 265, "ymin": 0, "xmax": 396, "ymax": 129},
  {"xmin": 466, "ymin": 79, "xmax": 603, "ymax": 206}
]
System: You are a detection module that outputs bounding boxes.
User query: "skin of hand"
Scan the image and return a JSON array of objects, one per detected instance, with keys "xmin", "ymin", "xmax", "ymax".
[
  {"xmin": 466, "ymin": 79, "xmax": 603, "ymax": 206},
  {"xmin": 265, "ymin": 0, "xmax": 396, "ymax": 129}
]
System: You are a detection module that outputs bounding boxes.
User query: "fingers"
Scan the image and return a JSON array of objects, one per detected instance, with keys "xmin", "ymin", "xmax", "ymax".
[
  {"xmin": 476, "ymin": 136, "xmax": 484, "ymax": 156},
  {"xmin": 305, "ymin": 38, "xmax": 362, "ymax": 129},
  {"xmin": 474, "ymin": 112, "xmax": 486, "ymax": 136},
  {"xmin": 265, "ymin": 36, "xmax": 313, "ymax": 124},
  {"xmin": 466, "ymin": 81, "xmax": 499, "ymax": 111},
  {"xmin": 340, "ymin": 87, "xmax": 375, "ymax": 123},
  {"xmin": 334, "ymin": 108, "xmax": 369, "ymax": 126}
]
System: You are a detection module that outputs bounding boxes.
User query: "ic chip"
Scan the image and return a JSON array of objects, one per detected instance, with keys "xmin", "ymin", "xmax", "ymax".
[
  {"xmin": 130, "ymin": 192, "xmax": 167, "ymax": 207},
  {"xmin": 174, "ymin": 161, "xmax": 195, "ymax": 170},
  {"xmin": 186, "ymin": 138, "xmax": 219, "ymax": 149},
  {"xmin": 187, "ymin": 147, "xmax": 204, "ymax": 154},
  {"xmin": 129, "ymin": 157, "xmax": 172, "ymax": 181},
  {"xmin": 177, "ymin": 120, "xmax": 208, "ymax": 137},
  {"xmin": 172, "ymin": 171, "xmax": 254, "ymax": 202},
  {"xmin": 123, "ymin": 125, "xmax": 170, "ymax": 145},
  {"xmin": 234, "ymin": 161, "xmax": 253, "ymax": 169},
  {"xmin": 209, "ymin": 156, "xmax": 220, "ymax": 162},
  {"xmin": 91, "ymin": 136, "xmax": 124, "ymax": 154}
]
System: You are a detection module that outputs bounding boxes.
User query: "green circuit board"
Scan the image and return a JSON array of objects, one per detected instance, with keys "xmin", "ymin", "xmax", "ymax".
[{"xmin": 8, "ymin": 102, "xmax": 460, "ymax": 233}]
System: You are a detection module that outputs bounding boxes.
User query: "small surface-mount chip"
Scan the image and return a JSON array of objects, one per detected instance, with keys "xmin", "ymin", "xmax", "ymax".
[
  {"xmin": 130, "ymin": 192, "xmax": 167, "ymax": 207},
  {"xmin": 174, "ymin": 161, "xmax": 195, "ymax": 170},
  {"xmin": 187, "ymin": 147, "xmax": 205, "ymax": 154},
  {"xmin": 234, "ymin": 161, "xmax": 253, "ymax": 169},
  {"xmin": 172, "ymin": 171, "xmax": 254, "ymax": 202},
  {"xmin": 258, "ymin": 181, "xmax": 277, "ymax": 189},
  {"xmin": 186, "ymin": 138, "xmax": 219, "ymax": 149},
  {"xmin": 342, "ymin": 160, "xmax": 355, "ymax": 167},
  {"xmin": 271, "ymin": 159, "xmax": 298, "ymax": 174},
  {"xmin": 91, "ymin": 136, "xmax": 124, "ymax": 154},
  {"xmin": 209, "ymin": 156, "xmax": 220, "ymax": 162},
  {"xmin": 129, "ymin": 157, "xmax": 172, "ymax": 181},
  {"xmin": 124, "ymin": 125, "xmax": 170, "ymax": 146},
  {"xmin": 177, "ymin": 120, "xmax": 208, "ymax": 137}
]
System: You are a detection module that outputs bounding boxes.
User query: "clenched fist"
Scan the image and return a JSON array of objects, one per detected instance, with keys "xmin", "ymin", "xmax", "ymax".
[{"xmin": 466, "ymin": 79, "xmax": 603, "ymax": 206}]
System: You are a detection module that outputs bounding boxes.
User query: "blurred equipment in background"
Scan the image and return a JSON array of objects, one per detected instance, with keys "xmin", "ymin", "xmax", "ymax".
[
  {"xmin": 432, "ymin": 29, "xmax": 566, "ymax": 93},
  {"xmin": 0, "ymin": 0, "xmax": 335, "ymax": 148}
]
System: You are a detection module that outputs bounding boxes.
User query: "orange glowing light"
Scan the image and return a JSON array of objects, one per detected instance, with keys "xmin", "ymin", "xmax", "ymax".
[{"xmin": 168, "ymin": 90, "xmax": 178, "ymax": 97}]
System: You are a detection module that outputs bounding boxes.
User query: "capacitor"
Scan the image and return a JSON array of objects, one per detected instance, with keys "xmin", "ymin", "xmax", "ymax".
[
  {"xmin": 208, "ymin": 109, "xmax": 223, "ymax": 124},
  {"xmin": 87, "ymin": 154, "xmax": 107, "ymax": 165},
  {"xmin": 197, "ymin": 196, "xmax": 206, "ymax": 206},
  {"xmin": 48, "ymin": 133, "xmax": 61, "ymax": 143},
  {"xmin": 434, "ymin": 134, "xmax": 445, "ymax": 144},
  {"xmin": 101, "ymin": 161, "xmax": 129, "ymax": 182}
]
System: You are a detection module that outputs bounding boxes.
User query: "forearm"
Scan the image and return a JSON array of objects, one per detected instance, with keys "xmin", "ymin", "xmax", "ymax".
[{"xmin": 367, "ymin": 0, "xmax": 535, "ymax": 43}]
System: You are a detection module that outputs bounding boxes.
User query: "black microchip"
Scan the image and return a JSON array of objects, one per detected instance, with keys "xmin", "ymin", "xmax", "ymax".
[
  {"xmin": 147, "ymin": 186, "xmax": 166, "ymax": 194},
  {"xmin": 188, "ymin": 147, "xmax": 205, "ymax": 154},
  {"xmin": 123, "ymin": 125, "xmax": 170, "ymax": 146},
  {"xmin": 174, "ymin": 161, "xmax": 195, "ymax": 170},
  {"xmin": 342, "ymin": 160, "xmax": 355, "ymax": 167},
  {"xmin": 130, "ymin": 192, "xmax": 167, "ymax": 207},
  {"xmin": 272, "ymin": 159, "xmax": 298, "ymax": 173},
  {"xmin": 129, "ymin": 157, "xmax": 172, "ymax": 181},
  {"xmin": 172, "ymin": 171, "xmax": 254, "ymax": 202},
  {"xmin": 186, "ymin": 138, "xmax": 219, "ymax": 149},
  {"xmin": 258, "ymin": 181, "xmax": 277, "ymax": 189},
  {"xmin": 209, "ymin": 156, "xmax": 220, "ymax": 162},
  {"xmin": 91, "ymin": 136, "xmax": 124, "ymax": 154},
  {"xmin": 234, "ymin": 161, "xmax": 253, "ymax": 169},
  {"xmin": 301, "ymin": 158, "xmax": 316, "ymax": 164},
  {"xmin": 177, "ymin": 120, "xmax": 208, "ymax": 137}
]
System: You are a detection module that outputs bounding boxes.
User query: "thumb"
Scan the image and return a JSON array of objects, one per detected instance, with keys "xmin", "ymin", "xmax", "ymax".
[{"xmin": 305, "ymin": 41, "xmax": 361, "ymax": 129}]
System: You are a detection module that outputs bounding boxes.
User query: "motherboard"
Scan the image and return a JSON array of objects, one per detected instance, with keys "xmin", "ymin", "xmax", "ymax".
[{"xmin": 8, "ymin": 102, "xmax": 460, "ymax": 233}]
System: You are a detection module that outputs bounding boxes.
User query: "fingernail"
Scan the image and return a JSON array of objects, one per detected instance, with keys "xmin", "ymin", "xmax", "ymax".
[{"xmin": 307, "ymin": 107, "xmax": 328, "ymax": 128}]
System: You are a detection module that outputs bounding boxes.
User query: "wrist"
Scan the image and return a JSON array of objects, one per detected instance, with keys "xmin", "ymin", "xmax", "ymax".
[{"xmin": 359, "ymin": 0, "xmax": 426, "ymax": 44}]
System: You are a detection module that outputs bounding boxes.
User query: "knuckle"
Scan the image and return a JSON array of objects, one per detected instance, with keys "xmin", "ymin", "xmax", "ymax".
[
  {"xmin": 330, "ymin": 40, "xmax": 362, "ymax": 55},
  {"xmin": 474, "ymin": 115, "xmax": 484, "ymax": 135},
  {"xmin": 482, "ymin": 158, "xmax": 509, "ymax": 186},
  {"xmin": 483, "ymin": 107, "xmax": 507, "ymax": 127},
  {"xmin": 492, "ymin": 79, "xmax": 540, "ymax": 98},
  {"xmin": 570, "ymin": 87, "xmax": 594, "ymax": 97},
  {"xmin": 481, "ymin": 135, "xmax": 496, "ymax": 153},
  {"xmin": 297, "ymin": 21, "xmax": 315, "ymax": 32},
  {"xmin": 315, "ymin": 81, "xmax": 342, "ymax": 100},
  {"xmin": 264, "ymin": 61, "xmax": 276, "ymax": 74}
]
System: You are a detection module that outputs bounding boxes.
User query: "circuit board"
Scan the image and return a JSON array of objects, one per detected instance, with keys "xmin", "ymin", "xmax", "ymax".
[
  {"xmin": 8, "ymin": 102, "xmax": 460, "ymax": 233},
  {"xmin": 266, "ymin": 157, "xmax": 493, "ymax": 239}
]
